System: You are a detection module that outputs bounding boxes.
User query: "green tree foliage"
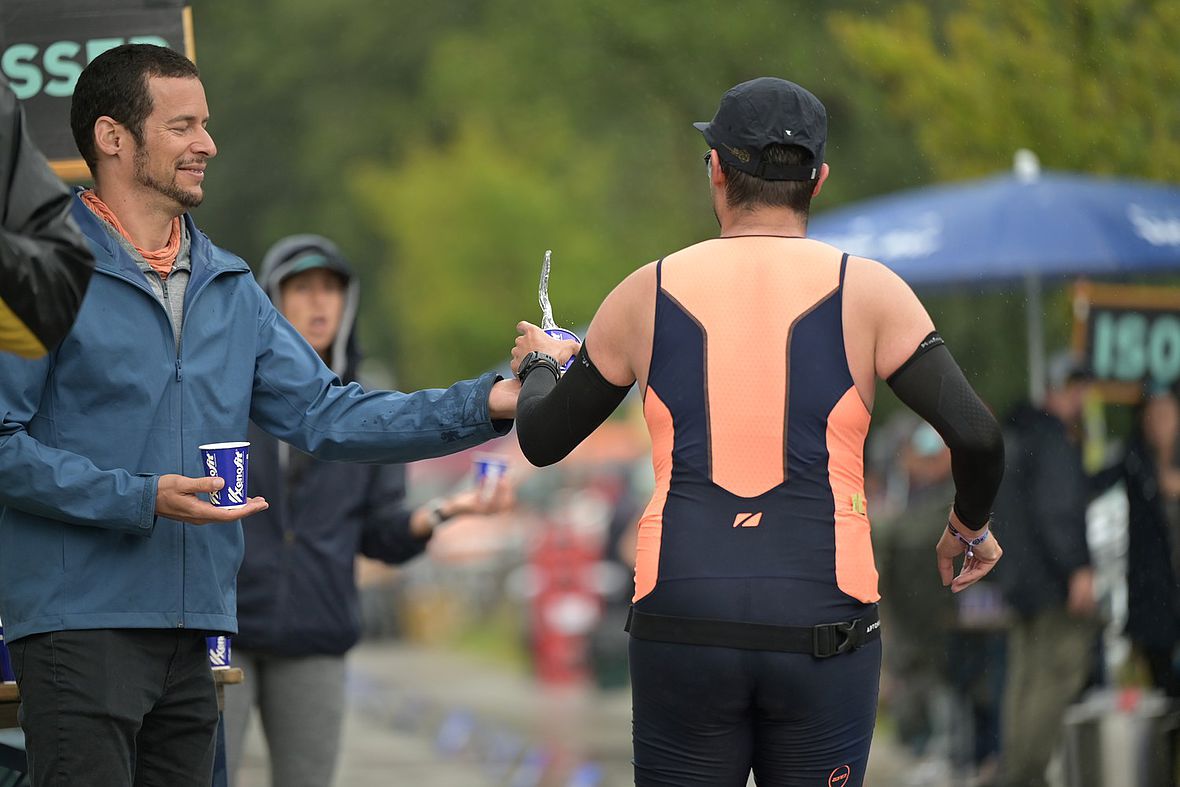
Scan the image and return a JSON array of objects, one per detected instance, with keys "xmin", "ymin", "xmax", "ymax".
[
  {"xmin": 352, "ymin": 116, "xmax": 620, "ymax": 383},
  {"xmin": 831, "ymin": 0, "xmax": 1180, "ymax": 182},
  {"xmin": 192, "ymin": 0, "xmax": 486, "ymax": 369}
]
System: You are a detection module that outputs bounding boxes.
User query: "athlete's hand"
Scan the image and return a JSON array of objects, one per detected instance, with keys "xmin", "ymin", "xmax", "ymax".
[
  {"xmin": 156, "ymin": 474, "xmax": 269, "ymax": 525},
  {"xmin": 936, "ymin": 509, "xmax": 1002, "ymax": 593},
  {"xmin": 511, "ymin": 321, "xmax": 581, "ymax": 374}
]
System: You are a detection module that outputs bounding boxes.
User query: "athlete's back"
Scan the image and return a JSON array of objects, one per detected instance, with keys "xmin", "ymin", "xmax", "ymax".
[{"xmin": 636, "ymin": 237, "xmax": 876, "ymax": 627}]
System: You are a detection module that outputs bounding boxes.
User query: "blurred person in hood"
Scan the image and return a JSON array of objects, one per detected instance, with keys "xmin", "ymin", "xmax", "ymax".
[{"xmin": 224, "ymin": 235, "xmax": 514, "ymax": 787}]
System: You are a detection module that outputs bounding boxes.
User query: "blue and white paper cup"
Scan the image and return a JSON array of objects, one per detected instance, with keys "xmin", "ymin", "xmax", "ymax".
[
  {"xmin": 0, "ymin": 619, "xmax": 15, "ymax": 683},
  {"xmin": 198, "ymin": 441, "xmax": 250, "ymax": 509},
  {"xmin": 206, "ymin": 635, "xmax": 232, "ymax": 670},
  {"xmin": 473, "ymin": 454, "xmax": 510, "ymax": 501},
  {"xmin": 544, "ymin": 327, "xmax": 580, "ymax": 372},
  {"xmin": 473, "ymin": 454, "xmax": 509, "ymax": 484}
]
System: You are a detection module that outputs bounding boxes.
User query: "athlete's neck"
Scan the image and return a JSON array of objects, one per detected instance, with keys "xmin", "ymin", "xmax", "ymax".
[{"xmin": 717, "ymin": 206, "xmax": 808, "ymax": 239}]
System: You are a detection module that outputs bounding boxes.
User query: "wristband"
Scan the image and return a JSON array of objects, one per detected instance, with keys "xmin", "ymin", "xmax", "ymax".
[{"xmin": 948, "ymin": 522, "xmax": 990, "ymax": 558}]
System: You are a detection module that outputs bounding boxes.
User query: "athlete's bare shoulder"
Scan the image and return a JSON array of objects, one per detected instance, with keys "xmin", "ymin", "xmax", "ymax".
[
  {"xmin": 842, "ymin": 255, "xmax": 935, "ymax": 381},
  {"xmin": 583, "ymin": 261, "xmax": 659, "ymax": 388}
]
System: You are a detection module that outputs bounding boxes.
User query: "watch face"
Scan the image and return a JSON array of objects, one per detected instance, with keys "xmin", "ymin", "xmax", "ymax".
[{"xmin": 517, "ymin": 352, "xmax": 537, "ymax": 379}]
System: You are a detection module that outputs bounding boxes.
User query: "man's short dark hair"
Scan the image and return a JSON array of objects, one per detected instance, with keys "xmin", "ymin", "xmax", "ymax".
[
  {"xmin": 720, "ymin": 144, "xmax": 818, "ymax": 215},
  {"xmin": 70, "ymin": 44, "xmax": 200, "ymax": 176}
]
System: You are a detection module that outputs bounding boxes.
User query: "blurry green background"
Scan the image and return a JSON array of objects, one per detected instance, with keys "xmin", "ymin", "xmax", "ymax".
[{"xmin": 190, "ymin": 0, "xmax": 1180, "ymax": 411}]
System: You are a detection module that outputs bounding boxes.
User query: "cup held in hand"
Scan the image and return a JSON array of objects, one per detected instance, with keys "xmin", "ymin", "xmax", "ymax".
[
  {"xmin": 473, "ymin": 453, "xmax": 510, "ymax": 501},
  {"xmin": 544, "ymin": 327, "xmax": 580, "ymax": 372},
  {"xmin": 198, "ymin": 442, "xmax": 250, "ymax": 509}
]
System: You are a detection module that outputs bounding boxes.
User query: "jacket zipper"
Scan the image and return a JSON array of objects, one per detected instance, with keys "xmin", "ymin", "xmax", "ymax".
[
  {"xmin": 160, "ymin": 271, "xmax": 187, "ymax": 628},
  {"xmin": 92, "ymin": 265, "xmax": 186, "ymax": 626},
  {"xmin": 172, "ymin": 259, "xmax": 242, "ymax": 629}
]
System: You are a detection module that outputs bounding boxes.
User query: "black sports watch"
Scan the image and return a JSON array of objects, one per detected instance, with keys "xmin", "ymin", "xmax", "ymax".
[{"xmin": 516, "ymin": 351, "xmax": 561, "ymax": 383}]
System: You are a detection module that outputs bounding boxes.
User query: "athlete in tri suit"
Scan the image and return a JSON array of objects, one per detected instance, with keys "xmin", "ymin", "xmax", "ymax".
[{"xmin": 511, "ymin": 77, "xmax": 1006, "ymax": 787}]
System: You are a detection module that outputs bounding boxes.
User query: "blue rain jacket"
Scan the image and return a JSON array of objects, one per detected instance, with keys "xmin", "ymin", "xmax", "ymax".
[{"xmin": 0, "ymin": 197, "xmax": 508, "ymax": 641}]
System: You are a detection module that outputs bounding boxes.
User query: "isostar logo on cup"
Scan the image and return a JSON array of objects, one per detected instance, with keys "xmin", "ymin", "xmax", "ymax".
[
  {"xmin": 206, "ymin": 635, "xmax": 231, "ymax": 669},
  {"xmin": 198, "ymin": 442, "xmax": 250, "ymax": 510}
]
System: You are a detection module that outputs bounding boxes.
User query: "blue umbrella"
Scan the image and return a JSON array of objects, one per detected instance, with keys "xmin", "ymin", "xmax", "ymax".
[
  {"xmin": 809, "ymin": 160, "xmax": 1180, "ymax": 286},
  {"xmin": 808, "ymin": 154, "xmax": 1180, "ymax": 399}
]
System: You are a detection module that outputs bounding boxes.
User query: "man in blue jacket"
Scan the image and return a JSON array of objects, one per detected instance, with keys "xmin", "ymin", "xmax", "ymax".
[
  {"xmin": 225, "ymin": 235, "xmax": 514, "ymax": 787},
  {"xmin": 0, "ymin": 44, "xmax": 516, "ymax": 787}
]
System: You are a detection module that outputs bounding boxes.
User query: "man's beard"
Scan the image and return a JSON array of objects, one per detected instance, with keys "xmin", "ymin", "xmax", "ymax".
[{"xmin": 134, "ymin": 148, "xmax": 204, "ymax": 209}]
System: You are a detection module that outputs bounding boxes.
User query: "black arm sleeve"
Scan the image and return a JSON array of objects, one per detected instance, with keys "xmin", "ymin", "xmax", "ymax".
[
  {"xmin": 515, "ymin": 344, "xmax": 634, "ymax": 467},
  {"xmin": 887, "ymin": 333, "xmax": 1005, "ymax": 527}
]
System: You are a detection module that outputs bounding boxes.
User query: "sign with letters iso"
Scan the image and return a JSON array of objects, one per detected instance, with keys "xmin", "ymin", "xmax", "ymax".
[
  {"xmin": 1074, "ymin": 282, "xmax": 1180, "ymax": 402},
  {"xmin": 1, "ymin": 0, "xmax": 193, "ymax": 181}
]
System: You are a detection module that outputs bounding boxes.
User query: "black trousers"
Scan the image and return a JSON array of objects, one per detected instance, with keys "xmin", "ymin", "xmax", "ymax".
[{"xmin": 8, "ymin": 629, "xmax": 218, "ymax": 787}]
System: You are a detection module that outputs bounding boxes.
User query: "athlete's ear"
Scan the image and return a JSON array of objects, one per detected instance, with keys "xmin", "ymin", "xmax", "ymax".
[
  {"xmin": 708, "ymin": 150, "xmax": 727, "ymax": 190},
  {"xmin": 811, "ymin": 163, "xmax": 830, "ymax": 198}
]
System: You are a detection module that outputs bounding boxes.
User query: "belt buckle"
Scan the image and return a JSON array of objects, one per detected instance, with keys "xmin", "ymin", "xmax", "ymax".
[{"xmin": 812, "ymin": 619, "xmax": 862, "ymax": 659}]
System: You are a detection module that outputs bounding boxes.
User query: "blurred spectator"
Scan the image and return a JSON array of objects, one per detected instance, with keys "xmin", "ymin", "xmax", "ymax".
[
  {"xmin": 876, "ymin": 423, "xmax": 957, "ymax": 757},
  {"xmin": 994, "ymin": 352, "xmax": 1101, "ymax": 787},
  {"xmin": 1096, "ymin": 381, "xmax": 1180, "ymax": 696},
  {"xmin": 224, "ymin": 236, "xmax": 513, "ymax": 787},
  {"xmin": 589, "ymin": 461, "xmax": 650, "ymax": 690}
]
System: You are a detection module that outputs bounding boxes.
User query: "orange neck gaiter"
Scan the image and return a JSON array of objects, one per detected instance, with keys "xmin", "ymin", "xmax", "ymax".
[{"xmin": 81, "ymin": 190, "xmax": 181, "ymax": 280}]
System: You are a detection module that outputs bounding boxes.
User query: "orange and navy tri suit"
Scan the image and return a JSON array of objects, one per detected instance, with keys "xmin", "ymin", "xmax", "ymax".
[{"xmin": 629, "ymin": 237, "xmax": 881, "ymax": 787}]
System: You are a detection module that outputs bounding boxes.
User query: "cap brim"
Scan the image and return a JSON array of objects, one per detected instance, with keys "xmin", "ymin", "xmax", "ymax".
[
  {"xmin": 692, "ymin": 121, "xmax": 710, "ymax": 135},
  {"xmin": 287, "ymin": 253, "xmax": 351, "ymax": 280}
]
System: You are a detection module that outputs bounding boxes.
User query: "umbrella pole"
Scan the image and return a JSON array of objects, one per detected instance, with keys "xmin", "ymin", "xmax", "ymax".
[{"xmin": 1026, "ymin": 273, "xmax": 1046, "ymax": 405}]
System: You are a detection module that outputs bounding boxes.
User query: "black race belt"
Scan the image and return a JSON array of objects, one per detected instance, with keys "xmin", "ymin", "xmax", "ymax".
[{"xmin": 625, "ymin": 606, "xmax": 880, "ymax": 659}]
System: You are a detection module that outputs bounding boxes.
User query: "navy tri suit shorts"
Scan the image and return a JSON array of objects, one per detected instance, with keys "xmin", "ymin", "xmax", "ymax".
[{"xmin": 630, "ymin": 636, "xmax": 881, "ymax": 786}]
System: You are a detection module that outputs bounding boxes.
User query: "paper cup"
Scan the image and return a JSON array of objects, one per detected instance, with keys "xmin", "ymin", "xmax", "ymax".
[
  {"xmin": 544, "ymin": 327, "xmax": 580, "ymax": 372},
  {"xmin": 198, "ymin": 441, "xmax": 250, "ymax": 509},
  {"xmin": 206, "ymin": 635, "xmax": 232, "ymax": 670},
  {"xmin": 473, "ymin": 454, "xmax": 510, "ymax": 501}
]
